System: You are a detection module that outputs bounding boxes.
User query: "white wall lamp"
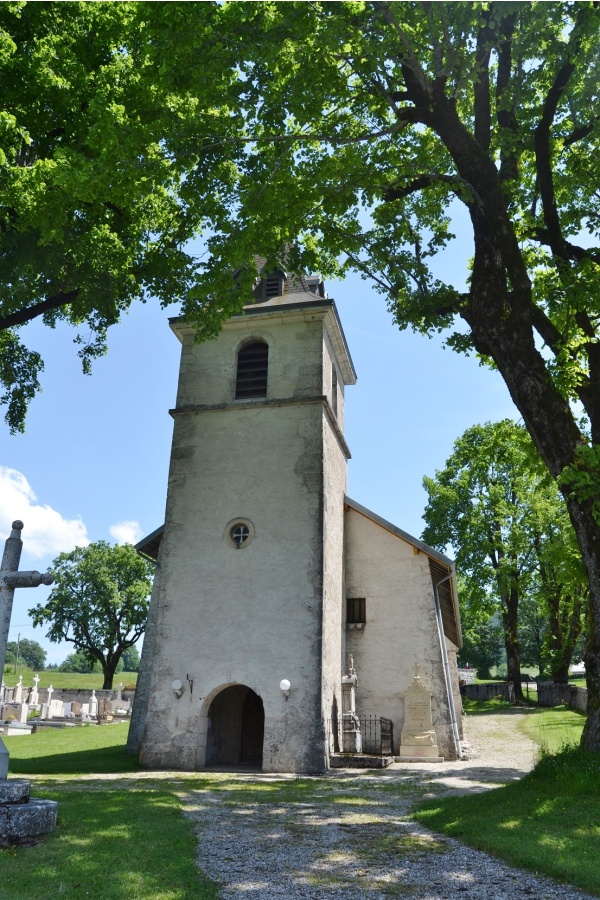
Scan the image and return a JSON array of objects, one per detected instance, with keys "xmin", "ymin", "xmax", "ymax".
[
  {"xmin": 279, "ymin": 678, "xmax": 291, "ymax": 699},
  {"xmin": 172, "ymin": 679, "xmax": 184, "ymax": 699}
]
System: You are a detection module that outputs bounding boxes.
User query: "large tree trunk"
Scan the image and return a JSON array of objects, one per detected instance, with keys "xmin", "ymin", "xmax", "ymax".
[
  {"xmin": 501, "ymin": 587, "xmax": 523, "ymax": 701},
  {"xmin": 467, "ymin": 318, "xmax": 600, "ymax": 742},
  {"xmin": 413, "ymin": 85, "xmax": 600, "ymax": 749},
  {"xmin": 567, "ymin": 504, "xmax": 600, "ymax": 749}
]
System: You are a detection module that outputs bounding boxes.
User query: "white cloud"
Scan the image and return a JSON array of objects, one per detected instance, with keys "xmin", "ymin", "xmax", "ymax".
[
  {"xmin": 0, "ymin": 466, "xmax": 89, "ymax": 559},
  {"xmin": 109, "ymin": 520, "xmax": 142, "ymax": 545}
]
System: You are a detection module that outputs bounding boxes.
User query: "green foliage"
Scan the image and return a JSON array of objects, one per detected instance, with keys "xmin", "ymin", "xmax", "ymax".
[
  {"xmin": 422, "ymin": 420, "xmax": 587, "ymax": 686},
  {"xmin": 0, "ymin": 1, "xmax": 244, "ymax": 432},
  {"xmin": 59, "ymin": 650, "xmax": 107, "ymax": 674},
  {"xmin": 29, "ymin": 541, "xmax": 153, "ymax": 689},
  {"xmin": 6, "ymin": 637, "xmax": 46, "ymax": 671},
  {"xmin": 456, "ymin": 582, "xmax": 503, "ymax": 679},
  {"xmin": 121, "ymin": 644, "xmax": 140, "ymax": 673}
]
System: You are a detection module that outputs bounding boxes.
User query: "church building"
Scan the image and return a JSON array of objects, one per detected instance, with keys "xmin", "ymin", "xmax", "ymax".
[{"xmin": 127, "ymin": 264, "xmax": 462, "ymax": 772}]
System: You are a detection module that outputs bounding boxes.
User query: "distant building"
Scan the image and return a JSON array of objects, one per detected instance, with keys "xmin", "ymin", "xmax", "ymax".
[{"xmin": 128, "ymin": 263, "xmax": 462, "ymax": 772}]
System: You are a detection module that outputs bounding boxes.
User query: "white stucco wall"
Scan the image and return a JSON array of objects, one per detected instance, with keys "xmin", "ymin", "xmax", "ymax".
[
  {"xmin": 320, "ymin": 348, "xmax": 349, "ymax": 759},
  {"xmin": 344, "ymin": 507, "xmax": 459, "ymax": 759},
  {"xmin": 138, "ymin": 302, "xmax": 354, "ymax": 773}
]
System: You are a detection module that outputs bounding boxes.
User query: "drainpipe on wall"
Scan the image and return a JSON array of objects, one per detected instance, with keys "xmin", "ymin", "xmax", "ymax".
[{"xmin": 433, "ymin": 572, "xmax": 462, "ymax": 760}]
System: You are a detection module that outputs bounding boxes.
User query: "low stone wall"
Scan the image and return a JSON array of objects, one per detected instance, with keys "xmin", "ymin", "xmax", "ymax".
[
  {"xmin": 460, "ymin": 682, "xmax": 512, "ymax": 701},
  {"xmin": 537, "ymin": 682, "xmax": 587, "ymax": 712}
]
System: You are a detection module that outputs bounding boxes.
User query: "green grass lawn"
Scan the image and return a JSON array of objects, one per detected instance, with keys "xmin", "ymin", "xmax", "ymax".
[
  {"xmin": 415, "ymin": 705, "xmax": 599, "ymax": 897},
  {"xmin": 518, "ymin": 705, "xmax": 585, "ymax": 753},
  {"xmin": 0, "ymin": 726, "xmax": 216, "ymax": 899},
  {"xmin": 3, "ymin": 706, "xmax": 596, "ymax": 897},
  {"xmin": 2, "ymin": 668, "xmax": 138, "ymax": 690},
  {"xmin": 6, "ymin": 723, "xmax": 140, "ymax": 776}
]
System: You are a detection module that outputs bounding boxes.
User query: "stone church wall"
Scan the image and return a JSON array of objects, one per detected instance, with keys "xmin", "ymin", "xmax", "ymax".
[
  {"xmin": 344, "ymin": 508, "xmax": 458, "ymax": 759},
  {"xmin": 320, "ymin": 332, "xmax": 349, "ymax": 762},
  {"xmin": 135, "ymin": 308, "xmax": 343, "ymax": 773}
]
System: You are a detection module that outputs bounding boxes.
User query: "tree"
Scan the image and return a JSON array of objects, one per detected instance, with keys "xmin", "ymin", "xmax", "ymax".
[
  {"xmin": 6, "ymin": 3, "xmax": 600, "ymax": 747},
  {"xmin": 518, "ymin": 593, "xmax": 549, "ymax": 677},
  {"xmin": 151, "ymin": 2, "xmax": 600, "ymax": 748},
  {"xmin": 0, "ymin": 1, "xmax": 242, "ymax": 432},
  {"xmin": 29, "ymin": 541, "xmax": 153, "ymax": 689},
  {"xmin": 422, "ymin": 421, "xmax": 586, "ymax": 697},
  {"xmin": 121, "ymin": 645, "xmax": 140, "ymax": 673},
  {"xmin": 529, "ymin": 500, "xmax": 588, "ymax": 682},
  {"xmin": 59, "ymin": 651, "xmax": 98, "ymax": 674},
  {"xmin": 6, "ymin": 638, "xmax": 46, "ymax": 671},
  {"xmin": 456, "ymin": 579, "xmax": 504, "ymax": 680}
]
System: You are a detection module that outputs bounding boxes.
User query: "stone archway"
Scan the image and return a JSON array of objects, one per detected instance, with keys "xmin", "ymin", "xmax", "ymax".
[{"xmin": 205, "ymin": 685, "xmax": 264, "ymax": 768}]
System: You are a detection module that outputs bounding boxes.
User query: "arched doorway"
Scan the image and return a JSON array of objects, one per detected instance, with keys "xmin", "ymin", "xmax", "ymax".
[{"xmin": 205, "ymin": 685, "xmax": 264, "ymax": 768}]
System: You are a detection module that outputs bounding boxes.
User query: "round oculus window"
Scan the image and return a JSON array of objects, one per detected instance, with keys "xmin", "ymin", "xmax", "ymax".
[
  {"xmin": 231, "ymin": 524, "xmax": 249, "ymax": 545},
  {"xmin": 224, "ymin": 518, "xmax": 255, "ymax": 549}
]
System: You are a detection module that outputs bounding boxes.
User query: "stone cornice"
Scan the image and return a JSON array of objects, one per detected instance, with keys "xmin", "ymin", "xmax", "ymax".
[{"xmin": 170, "ymin": 395, "xmax": 351, "ymax": 459}]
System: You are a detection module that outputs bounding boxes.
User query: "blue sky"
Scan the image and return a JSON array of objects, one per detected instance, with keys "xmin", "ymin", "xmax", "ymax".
[{"xmin": 0, "ymin": 210, "xmax": 518, "ymax": 666}]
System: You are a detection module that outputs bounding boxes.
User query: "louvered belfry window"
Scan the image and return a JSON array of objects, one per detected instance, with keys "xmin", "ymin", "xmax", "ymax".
[
  {"xmin": 235, "ymin": 341, "xmax": 269, "ymax": 399},
  {"xmin": 347, "ymin": 597, "xmax": 366, "ymax": 624},
  {"xmin": 262, "ymin": 270, "xmax": 284, "ymax": 300}
]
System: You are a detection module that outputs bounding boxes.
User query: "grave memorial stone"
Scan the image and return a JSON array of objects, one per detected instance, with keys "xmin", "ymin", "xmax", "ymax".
[
  {"xmin": 397, "ymin": 666, "xmax": 443, "ymax": 762},
  {"xmin": 341, "ymin": 655, "xmax": 362, "ymax": 753},
  {"xmin": 49, "ymin": 699, "xmax": 65, "ymax": 719},
  {"xmin": 30, "ymin": 674, "xmax": 40, "ymax": 706},
  {"xmin": 0, "ymin": 521, "xmax": 57, "ymax": 844}
]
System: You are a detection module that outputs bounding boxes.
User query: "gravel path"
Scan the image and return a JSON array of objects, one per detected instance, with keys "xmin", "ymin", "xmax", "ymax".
[{"xmin": 183, "ymin": 709, "xmax": 595, "ymax": 900}]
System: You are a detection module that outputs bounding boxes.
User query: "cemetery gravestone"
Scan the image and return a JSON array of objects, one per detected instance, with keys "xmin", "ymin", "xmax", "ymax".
[
  {"xmin": 397, "ymin": 667, "xmax": 443, "ymax": 762},
  {"xmin": 30, "ymin": 674, "xmax": 40, "ymax": 706}
]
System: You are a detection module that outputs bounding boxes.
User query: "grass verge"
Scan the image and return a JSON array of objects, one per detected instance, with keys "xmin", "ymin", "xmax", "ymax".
[
  {"xmin": 2, "ymin": 668, "xmax": 138, "ymax": 690},
  {"xmin": 6, "ymin": 722, "xmax": 140, "ymax": 776},
  {"xmin": 461, "ymin": 698, "xmax": 513, "ymax": 715},
  {"xmin": 0, "ymin": 785, "xmax": 217, "ymax": 899},
  {"xmin": 0, "ymin": 726, "xmax": 216, "ymax": 899},
  {"xmin": 517, "ymin": 705, "xmax": 585, "ymax": 754},
  {"xmin": 414, "ymin": 707, "xmax": 599, "ymax": 896}
]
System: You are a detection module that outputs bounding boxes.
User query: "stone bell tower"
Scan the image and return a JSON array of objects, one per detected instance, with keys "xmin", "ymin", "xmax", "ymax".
[{"xmin": 129, "ymin": 266, "xmax": 356, "ymax": 772}]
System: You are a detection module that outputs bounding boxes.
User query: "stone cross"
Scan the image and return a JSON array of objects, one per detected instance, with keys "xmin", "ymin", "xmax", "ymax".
[
  {"xmin": 30, "ymin": 674, "xmax": 40, "ymax": 706},
  {"xmin": 0, "ymin": 521, "xmax": 53, "ymax": 778}
]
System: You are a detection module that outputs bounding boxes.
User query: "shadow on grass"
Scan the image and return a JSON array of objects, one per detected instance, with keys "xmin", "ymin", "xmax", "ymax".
[
  {"xmin": 9, "ymin": 744, "xmax": 141, "ymax": 776},
  {"xmin": 0, "ymin": 787, "xmax": 216, "ymax": 900},
  {"xmin": 462, "ymin": 699, "xmax": 521, "ymax": 716}
]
